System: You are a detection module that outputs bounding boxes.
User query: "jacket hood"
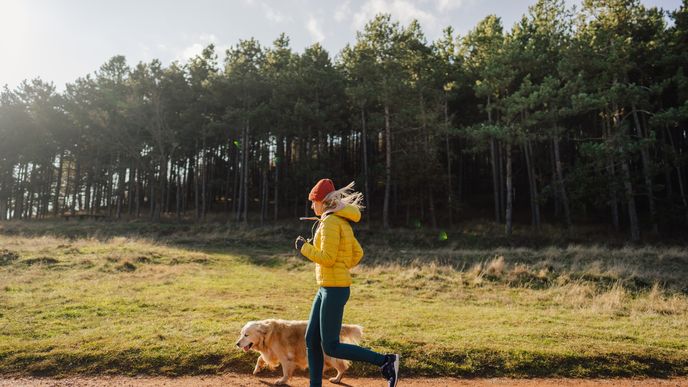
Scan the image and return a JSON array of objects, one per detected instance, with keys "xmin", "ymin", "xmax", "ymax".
[{"xmin": 326, "ymin": 204, "xmax": 361, "ymax": 223}]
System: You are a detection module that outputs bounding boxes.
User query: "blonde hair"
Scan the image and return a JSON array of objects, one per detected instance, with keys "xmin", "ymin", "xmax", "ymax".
[{"xmin": 322, "ymin": 181, "xmax": 365, "ymax": 211}]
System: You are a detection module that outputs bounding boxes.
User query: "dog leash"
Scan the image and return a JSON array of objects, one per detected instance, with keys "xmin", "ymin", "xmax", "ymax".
[{"xmin": 299, "ymin": 217, "xmax": 321, "ymax": 243}]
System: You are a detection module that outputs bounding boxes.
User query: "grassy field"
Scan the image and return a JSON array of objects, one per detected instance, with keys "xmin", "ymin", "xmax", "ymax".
[{"xmin": 0, "ymin": 220, "xmax": 687, "ymax": 378}]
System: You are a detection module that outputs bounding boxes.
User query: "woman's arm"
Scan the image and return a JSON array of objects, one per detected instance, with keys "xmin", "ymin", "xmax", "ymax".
[
  {"xmin": 300, "ymin": 219, "xmax": 340, "ymax": 267},
  {"xmin": 349, "ymin": 237, "xmax": 364, "ymax": 268}
]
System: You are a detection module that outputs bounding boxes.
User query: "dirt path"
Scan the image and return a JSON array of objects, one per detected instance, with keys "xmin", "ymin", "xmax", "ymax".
[{"xmin": 1, "ymin": 376, "xmax": 687, "ymax": 387}]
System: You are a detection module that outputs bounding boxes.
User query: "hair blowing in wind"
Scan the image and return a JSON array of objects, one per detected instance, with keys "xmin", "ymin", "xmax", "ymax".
[{"xmin": 323, "ymin": 181, "xmax": 365, "ymax": 211}]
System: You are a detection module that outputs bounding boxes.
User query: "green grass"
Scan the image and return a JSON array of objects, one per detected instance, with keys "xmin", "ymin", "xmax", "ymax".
[{"xmin": 0, "ymin": 220, "xmax": 687, "ymax": 377}]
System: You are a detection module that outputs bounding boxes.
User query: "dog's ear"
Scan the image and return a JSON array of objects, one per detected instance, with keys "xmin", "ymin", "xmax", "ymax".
[
  {"xmin": 240, "ymin": 321, "xmax": 254, "ymax": 335},
  {"xmin": 255, "ymin": 321, "xmax": 274, "ymax": 350},
  {"xmin": 255, "ymin": 321, "xmax": 269, "ymax": 335}
]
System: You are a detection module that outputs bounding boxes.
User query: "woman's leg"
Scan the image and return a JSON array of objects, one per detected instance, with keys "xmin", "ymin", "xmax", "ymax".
[
  {"xmin": 305, "ymin": 288, "xmax": 324, "ymax": 386},
  {"xmin": 320, "ymin": 287, "xmax": 386, "ymax": 366}
]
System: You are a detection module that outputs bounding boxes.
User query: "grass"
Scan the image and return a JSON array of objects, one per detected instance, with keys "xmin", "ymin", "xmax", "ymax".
[{"xmin": 0, "ymin": 220, "xmax": 687, "ymax": 378}]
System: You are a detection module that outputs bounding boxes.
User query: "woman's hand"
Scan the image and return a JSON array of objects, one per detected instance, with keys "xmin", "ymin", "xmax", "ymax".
[{"xmin": 294, "ymin": 236, "xmax": 306, "ymax": 252}]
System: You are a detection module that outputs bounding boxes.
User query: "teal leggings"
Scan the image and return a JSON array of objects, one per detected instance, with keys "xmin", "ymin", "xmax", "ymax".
[{"xmin": 305, "ymin": 286, "xmax": 386, "ymax": 387}]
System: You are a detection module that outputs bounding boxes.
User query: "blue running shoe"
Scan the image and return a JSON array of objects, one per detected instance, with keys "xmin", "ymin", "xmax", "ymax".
[{"xmin": 380, "ymin": 354, "xmax": 400, "ymax": 387}]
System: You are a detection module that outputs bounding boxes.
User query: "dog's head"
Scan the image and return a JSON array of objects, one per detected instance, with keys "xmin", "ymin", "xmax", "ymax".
[{"xmin": 236, "ymin": 321, "xmax": 268, "ymax": 352}]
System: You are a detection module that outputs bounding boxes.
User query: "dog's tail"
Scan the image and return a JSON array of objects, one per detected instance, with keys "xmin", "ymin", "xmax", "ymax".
[{"xmin": 340, "ymin": 324, "xmax": 363, "ymax": 345}]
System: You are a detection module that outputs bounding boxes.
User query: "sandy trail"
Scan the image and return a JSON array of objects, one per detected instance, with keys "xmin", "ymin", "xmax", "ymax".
[{"xmin": 1, "ymin": 376, "xmax": 686, "ymax": 387}]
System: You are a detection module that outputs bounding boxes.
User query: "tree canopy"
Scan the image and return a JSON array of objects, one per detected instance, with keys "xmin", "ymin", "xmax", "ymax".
[{"xmin": 1, "ymin": 0, "xmax": 686, "ymax": 241}]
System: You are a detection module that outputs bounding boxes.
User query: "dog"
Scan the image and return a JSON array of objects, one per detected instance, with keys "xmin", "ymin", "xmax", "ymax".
[{"xmin": 236, "ymin": 319, "xmax": 363, "ymax": 385}]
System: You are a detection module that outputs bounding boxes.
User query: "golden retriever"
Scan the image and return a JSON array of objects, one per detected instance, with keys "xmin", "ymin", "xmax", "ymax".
[{"xmin": 236, "ymin": 319, "xmax": 363, "ymax": 385}]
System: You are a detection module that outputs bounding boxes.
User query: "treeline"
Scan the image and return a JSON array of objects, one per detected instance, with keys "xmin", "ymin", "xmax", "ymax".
[{"xmin": 0, "ymin": 0, "xmax": 686, "ymax": 240}]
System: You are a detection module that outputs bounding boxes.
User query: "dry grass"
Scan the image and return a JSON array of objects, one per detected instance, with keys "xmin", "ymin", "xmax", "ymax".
[
  {"xmin": 485, "ymin": 255, "xmax": 506, "ymax": 276},
  {"xmin": 590, "ymin": 282, "xmax": 627, "ymax": 312},
  {"xmin": 0, "ymin": 221, "xmax": 687, "ymax": 377}
]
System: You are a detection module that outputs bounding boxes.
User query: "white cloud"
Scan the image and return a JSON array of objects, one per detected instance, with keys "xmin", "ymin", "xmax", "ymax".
[
  {"xmin": 176, "ymin": 34, "xmax": 229, "ymax": 62},
  {"xmin": 242, "ymin": 0, "xmax": 291, "ymax": 23},
  {"xmin": 307, "ymin": 15, "xmax": 325, "ymax": 43},
  {"xmin": 352, "ymin": 0, "xmax": 436, "ymax": 31},
  {"xmin": 138, "ymin": 43, "xmax": 154, "ymax": 62},
  {"xmin": 436, "ymin": 0, "xmax": 468, "ymax": 12},
  {"xmin": 181, "ymin": 43, "xmax": 206, "ymax": 61},
  {"xmin": 335, "ymin": 1, "xmax": 352, "ymax": 22},
  {"xmin": 261, "ymin": 2, "xmax": 289, "ymax": 23}
]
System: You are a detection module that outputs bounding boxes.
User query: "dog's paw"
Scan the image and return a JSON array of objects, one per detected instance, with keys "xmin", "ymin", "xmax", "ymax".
[
  {"xmin": 328, "ymin": 376, "xmax": 342, "ymax": 384},
  {"xmin": 275, "ymin": 378, "xmax": 289, "ymax": 385},
  {"xmin": 252, "ymin": 368, "xmax": 260, "ymax": 375}
]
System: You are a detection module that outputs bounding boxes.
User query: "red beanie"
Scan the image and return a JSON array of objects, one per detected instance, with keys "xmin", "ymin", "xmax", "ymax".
[{"xmin": 309, "ymin": 179, "xmax": 335, "ymax": 202}]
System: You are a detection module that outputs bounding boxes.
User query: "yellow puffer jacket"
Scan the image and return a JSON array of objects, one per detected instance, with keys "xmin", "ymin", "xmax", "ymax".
[{"xmin": 300, "ymin": 204, "xmax": 364, "ymax": 287}]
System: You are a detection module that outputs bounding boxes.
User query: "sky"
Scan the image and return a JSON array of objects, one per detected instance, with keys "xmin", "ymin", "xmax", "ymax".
[{"xmin": 0, "ymin": 0, "xmax": 682, "ymax": 91}]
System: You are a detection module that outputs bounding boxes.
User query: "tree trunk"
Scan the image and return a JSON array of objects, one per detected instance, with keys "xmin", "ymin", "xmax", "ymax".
[
  {"xmin": 259, "ymin": 140, "xmax": 265, "ymax": 225},
  {"xmin": 223, "ymin": 145, "xmax": 231, "ymax": 215},
  {"xmin": 285, "ymin": 136, "xmax": 292, "ymax": 216},
  {"xmin": 0, "ymin": 173, "xmax": 6, "ymax": 220},
  {"xmin": 135, "ymin": 167, "xmax": 141, "ymax": 217},
  {"xmin": 444, "ymin": 94, "xmax": 453, "ymax": 226},
  {"xmin": 127, "ymin": 167, "xmax": 135, "ymax": 215},
  {"xmin": 243, "ymin": 119, "xmax": 250, "ymax": 224},
  {"xmin": 261, "ymin": 152, "xmax": 268, "ymax": 225},
  {"xmin": 233, "ymin": 140, "xmax": 241, "ymax": 222},
  {"xmin": 53, "ymin": 150, "xmax": 64, "ymax": 217},
  {"xmin": 488, "ymin": 96, "xmax": 500, "ymax": 223},
  {"xmin": 201, "ymin": 138, "xmax": 207, "ymax": 220},
  {"xmin": 505, "ymin": 141, "xmax": 513, "ymax": 236},
  {"xmin": 63, "ymin": 159, "xmax": 72, "ymax": 214},
  {"xmin": 176, "ymin": 164, "xmax": 182, "ymax": 221},
  {"xmin": 106, "ymin": 166, "xmax": 113, "ymax": 217},
  {"xmin": 361, "ymin": 108, "xmax": 371, "ymax": 228},
  {"xmin": 15, "ymin": 163, "xmax": 24, "ymax": 218},
  {"xmin": 523, "ymin": 139, "xmax": 540, "ymax": 228},
  {"xmin": 498, "ymin": 141, "xmax": 505, "ymax": 219},
  {"xmin": 490, "ymin": 137, "xmax": 502, "ymax": 223},
  {"xmin": 428, "ymin": 187, "xmax": 437, "ymax": 230},
  {"xmin": 0, "ymin": 173, "xmax": 8, "ymax": 220},
  {"xmin": 603, "ymin": 112, "xmax": 620, "ymax": 231},
  {"xmin": 26, "ymin": 164, "xmax": 35, "ymax": 219},
  {"xmin": 490, "ymin": 138, "xmax": 501, "ymax": 223},
  {"xmin": 42, "ymin": 162, "xmax": 52, "ymax": 218},
  {"xmin": 84, "ymin": 167, "xmax": 93, "ymax": 214},
  {"xmin": 274, "ymin": 136, "xmax": 282, "ymax": 221},
  {"xmin": 621, "ymin": 157, "xmax": 640, "ymax": 241},
  {"xmin": 660, "ymin": 123, "xmax": 674, "ymax": 200},
  {"xmin": 665, "ymin": 125, "xmax": 688, "ymax": 225},
  {"xmin": 71, "ymin": 160, "xmax": 80, "ymax": 215},
  {"xmin": 665, "ymin": 165, "xmax": 673, "ymax": 200},
  {"xmin": 32, "ymin": 167, "xmax": 40, "ymax": 219},
  {"xmin": 611, "ymin": 105, "xmax": 640, "ymax": 241},
  {"xmin": 149, "ymin": 167, "xmax": 155, "ymax": 220},
  {"xmin": 165, "ymin": 163, "xmax": 173, "ymax": 216},
  {"xmin": 552, "ymin": 135, "xmax": 571, "ymax": 228},
  {"xmin": 182, "ymin": 159, "xmax": 189, "ymax": 216},
  {"xmin": 209, "ymin": 149, "xmax": 216, "ymax": 215},
  {"xmin": 457, "ymin": 149, "xmax": 463, "ymax": 205},
  {"xmin": 383, "ymin": 103, "xmax": 391, "ymax": 229},
  {"xmin": 631, "ymin": 105, "xmax": 658, "ymax": 234},
  {"xmin": 154, "ymin": 155, "xmax": 167, "ymax": 222},
  {"xmin": 550, "ymin": 144, "xmax": 561, "ymax": 217},
  {"xmin": 94, "ymin": 172, "xmax": 102, "ymax": 215},
  {"xmin": 676, "ymin": 163, "xmax": 688, "ymax": 226},
  {"xmin": 193, "ymin": 155, "xmax": 200, "ymax": 221},
  {"xmin": 116, "ymin": 165, "xmax": 125, "ymax": 219}
]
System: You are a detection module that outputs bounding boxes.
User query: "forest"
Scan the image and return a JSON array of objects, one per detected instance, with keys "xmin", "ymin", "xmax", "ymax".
[{"xmin": 0, "ymin": 0, "xmax": 686, "ymax": 241}]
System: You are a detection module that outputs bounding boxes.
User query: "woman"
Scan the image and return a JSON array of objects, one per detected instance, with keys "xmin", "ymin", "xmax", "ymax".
[{"xmin": 295, "ymin": 178, "xmax": 399, "ymax": 387}]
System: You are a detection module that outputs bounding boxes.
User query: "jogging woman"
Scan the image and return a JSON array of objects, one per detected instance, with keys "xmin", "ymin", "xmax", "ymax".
[{"xmin": 295, "ymin": 178, "xmax": 400, "ymax": 387}]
